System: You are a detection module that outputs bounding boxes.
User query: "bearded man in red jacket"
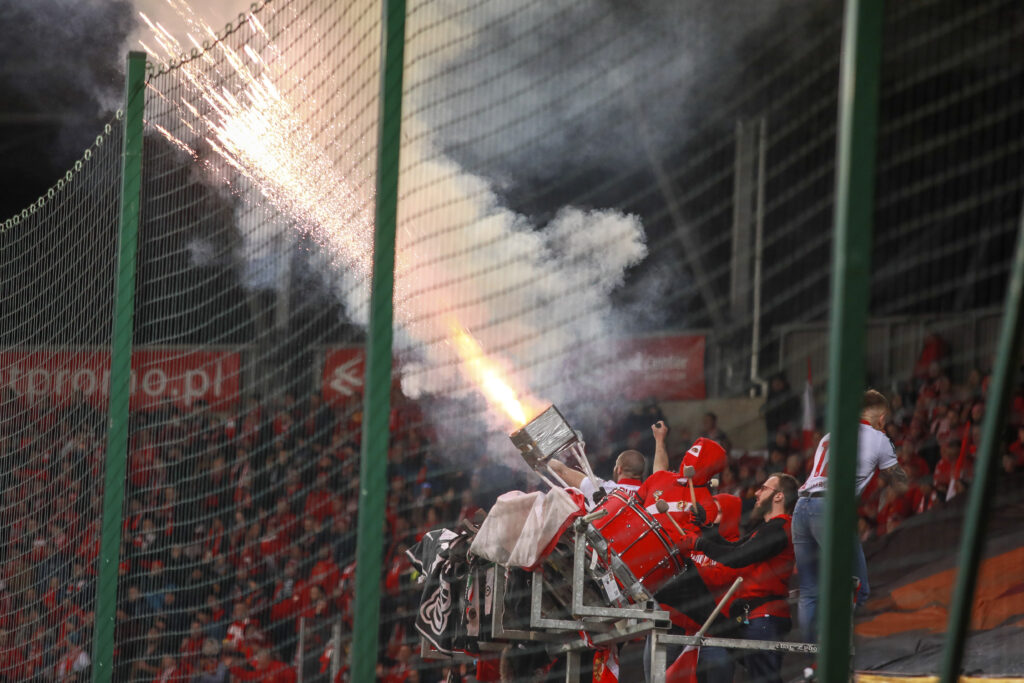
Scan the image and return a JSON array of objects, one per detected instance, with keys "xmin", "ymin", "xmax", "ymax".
[{"xmin": 691, "ymin": 473, "xmax": 800, "ymax": 683}]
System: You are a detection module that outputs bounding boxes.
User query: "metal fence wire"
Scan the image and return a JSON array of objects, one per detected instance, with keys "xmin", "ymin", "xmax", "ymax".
[{"xmin": 1, "ymin": 0, "xmax": 1023, "ymax": 681}]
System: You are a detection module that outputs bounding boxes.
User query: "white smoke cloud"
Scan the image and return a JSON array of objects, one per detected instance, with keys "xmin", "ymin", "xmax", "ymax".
[
  {"xmin": 391, "ymin": 124, "xmax": 649, "ymax": 413},
  {"xmin": 135, "ymin": 0, "xmax": 811, "ymax": 451}
]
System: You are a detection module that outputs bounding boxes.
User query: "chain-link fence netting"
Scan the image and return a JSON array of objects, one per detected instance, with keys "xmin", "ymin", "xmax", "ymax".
[
  {"xmin": 0, "ymin": 115, "xmax": 123, "ymax": 680},
  {"xmin": 2, "ymin": 0, "xmax": 1024, "ymax": 681}
]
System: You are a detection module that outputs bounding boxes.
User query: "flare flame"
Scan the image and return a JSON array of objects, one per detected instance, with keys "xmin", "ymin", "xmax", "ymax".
[{"xmin": 447, "ymin": 319, "xmax": 538, "ymax": 427}]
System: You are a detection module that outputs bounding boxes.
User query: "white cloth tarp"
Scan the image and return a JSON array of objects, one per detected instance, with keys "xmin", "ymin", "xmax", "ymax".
[{"xmin": 469, "ymin": 487, "xmax": 584, "ymax": 569}]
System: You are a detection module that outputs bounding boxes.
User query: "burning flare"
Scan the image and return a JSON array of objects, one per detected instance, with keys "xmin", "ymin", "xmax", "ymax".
[{"xmin": 447, "ymin": 319, "xmax": 538, "ymax": 427}]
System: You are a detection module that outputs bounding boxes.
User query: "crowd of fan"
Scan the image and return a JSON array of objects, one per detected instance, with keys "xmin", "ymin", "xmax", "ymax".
[
  {"xmin": 1, "ymin": 334, "xmax": 1023, "ymax": 682},
  {"xmin": 0, "ymin": 386, "xmax": 541, "ymax": 683}
]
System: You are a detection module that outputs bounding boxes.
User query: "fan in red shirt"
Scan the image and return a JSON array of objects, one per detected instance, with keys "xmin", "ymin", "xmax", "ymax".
[
  {"xmin": 382, "ymin": 643, "xmax": 416, "ymax": 683},
  {"xmin": 224, "ymin": 602, "xmax": 256, "ymax": 653},
  {"xmin": 333, "ymin": 562, "xmax": 356, "ymax": 629},
  {"xmin": 309, "ymin": 545, "xmax": 341, "ymax": 595},
  {"xmin": 897, "ymin": 442, "xmax": 930, "ymax": 480},
  {"xmin": 318, "ymin": 640, "xmax": 348, "ymax": 683},
  {"xmin": 875, "ymin": 485, "xmax": 914, "ymax": 535},
  {"xmin": 41, "ymin": 576, "xmax": 61, "ymax": 615},
  {"xmin": 304, "ymin": 472, "xmax": 336, "ymax": 524},
  {"xmin": 178, "ymin": 620, "xmax": 205, "ymax": 676},
  {"xmin": 227, "ymin": 647, "xmax": 297, "ymax": 683},
  {"xmin": 261, "ymin": 500, "xmax": 298, "ymax": 561}
]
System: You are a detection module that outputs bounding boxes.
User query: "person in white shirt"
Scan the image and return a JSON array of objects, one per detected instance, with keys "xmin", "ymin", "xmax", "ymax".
[
  {"xmin": 792, "ymin": 389, "xmax": 908, "ymax": 643},
  {"xmin": 548, "ymin": 449, "xmax": 645, "ymax": 505}
]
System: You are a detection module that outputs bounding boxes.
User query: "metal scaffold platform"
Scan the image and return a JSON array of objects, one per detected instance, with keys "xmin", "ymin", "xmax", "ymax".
[{"xmin": 420, "ymin": 519, "xmax": 817, "ymax": 682}]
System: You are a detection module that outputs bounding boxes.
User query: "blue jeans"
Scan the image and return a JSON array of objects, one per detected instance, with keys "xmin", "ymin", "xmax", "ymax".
[
  {"xmin": 791, "ymin": 496, "xmax": 869, "ymax": 643},
  {"xmin": 697, "ymin": 644, "xmax": 734, "ymax": 683},
  {"xmin": 739, "ymin": 616, "xmax": 791, "ymax": 683},
  {"xmin": 694, "ymin": 616, "xmax": 791, "ymax": 683}
]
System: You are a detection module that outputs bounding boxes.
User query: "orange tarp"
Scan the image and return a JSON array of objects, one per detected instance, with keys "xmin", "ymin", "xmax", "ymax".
[{"xmin": 856, "ymin": 546, "xmax": 1024, "ymax": 638}]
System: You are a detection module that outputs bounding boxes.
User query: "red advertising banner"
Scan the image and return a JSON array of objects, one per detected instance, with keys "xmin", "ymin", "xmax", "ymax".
[
  {"xmin": 0, "ymin": 349, "xmax": 240, "ymax": 411},
  {"xmin": 322, "ymin": 334, "xmax": 706, "ymax": 404},
  {"xmin": 617, "ymin": 334, "xmax": 706, "ymax": 400},
  {"xmin": 321, "ymin": 346, "xmax": 366, "ymax": 405}
]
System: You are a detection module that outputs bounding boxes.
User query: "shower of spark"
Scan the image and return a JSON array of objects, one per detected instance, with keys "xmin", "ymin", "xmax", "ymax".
[
  {"xmin": 141, "ymin": 1, "xmax": 545, "ymax": 429},
  {"xmin": 141, "ymin": 6, "xmax": 375, "ymax": 278}
]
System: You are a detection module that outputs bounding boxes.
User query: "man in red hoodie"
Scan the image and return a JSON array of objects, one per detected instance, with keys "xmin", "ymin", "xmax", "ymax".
[
  {"xmin": 691, "ymin": 473, "xmax": 800, "ymax": 683},
  {"xmin": 637, "ymin": 422, "xmax": 726, "ymax": 681},
  {"xmin": 638, "ymin": 422, "xmax": 724, "ymax": 546}
]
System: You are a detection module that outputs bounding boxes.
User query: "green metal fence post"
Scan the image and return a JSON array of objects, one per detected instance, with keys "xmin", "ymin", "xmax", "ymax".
[
  {"xmin": 939, "ymin": 211, "xmax": 1024, "ymax": 682},
  {"xmin": 351, "ymin": 1, "xmax": 406, "ymax": 681},
  {"xmin": 819, "ymin": 2, "xmax": 884, "ymax": 682},
  {"xmin": 92, "ymin": 51, "xmax": 146, "ymax": 683}
]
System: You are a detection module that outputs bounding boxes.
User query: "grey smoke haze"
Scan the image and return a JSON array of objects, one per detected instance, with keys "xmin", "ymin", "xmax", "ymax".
[
  {"xmin": 0, "ymin": 0, "xmax": 132, "ymax": 172},
  {"xmin": 405, "ymin": 0, "xmax": 824, "ymax": 186}
]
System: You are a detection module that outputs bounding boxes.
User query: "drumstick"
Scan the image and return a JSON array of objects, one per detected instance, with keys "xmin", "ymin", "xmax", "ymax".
[
  {"xmin": 682, "ymin": 465, "xmax": 698, "ymax": 508},
  {"xmin": 654, "ymin": 499, "xmax": 688, "ymax": 540}
]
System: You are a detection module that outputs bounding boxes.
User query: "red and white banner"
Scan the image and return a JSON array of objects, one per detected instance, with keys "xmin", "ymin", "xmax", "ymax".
[
  {"xmin": 617, "ymin": 334, "xmax": 706, "ymax": 400},
  {"xmin": 0, "ymin": 349, "xmax": 240, "ymax": 411},
  {"xmin": 802, "ymin": 358, "xmax": 816, "ymax": 450},
  {"xmin": 321, "ymin": 346, "xmax": 366, "ymax": 405}
]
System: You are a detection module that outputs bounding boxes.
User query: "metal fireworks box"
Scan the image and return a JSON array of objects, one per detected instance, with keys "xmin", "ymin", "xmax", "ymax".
[{"xmin": 509, "ymin": 405, "xmax": 578, "ymax": 469}]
